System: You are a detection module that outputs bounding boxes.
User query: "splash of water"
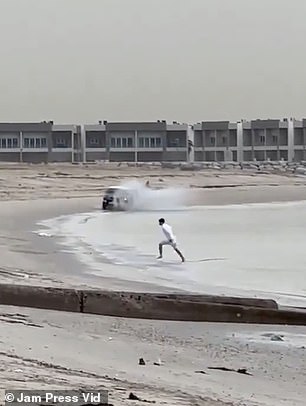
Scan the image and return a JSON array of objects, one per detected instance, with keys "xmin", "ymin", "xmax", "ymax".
[{"xmin": 115, "ymin": 180, "xmax": 187, "ymax": 211}]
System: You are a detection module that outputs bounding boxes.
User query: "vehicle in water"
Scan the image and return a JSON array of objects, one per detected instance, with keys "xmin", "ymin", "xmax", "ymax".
[{"xmin": 102, "ymin": 186, "xmax": 134, "ymax": 211}]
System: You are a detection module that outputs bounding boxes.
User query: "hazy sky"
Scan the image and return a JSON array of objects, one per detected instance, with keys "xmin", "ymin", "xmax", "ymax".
[{"xmin": 0, "ymin": 0, "xmax": 306, "ymax": 124}]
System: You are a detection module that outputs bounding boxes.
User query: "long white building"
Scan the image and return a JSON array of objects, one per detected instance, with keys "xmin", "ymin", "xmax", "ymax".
[{"xmin": 0, "ymin": 118, "xmax": 305, "ymax": 163}]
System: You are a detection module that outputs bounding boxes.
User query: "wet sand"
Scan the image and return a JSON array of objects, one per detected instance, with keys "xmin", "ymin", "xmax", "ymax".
[{"xmin": 0, "ymin": 163, "xmax": 306, "ymax": 405}]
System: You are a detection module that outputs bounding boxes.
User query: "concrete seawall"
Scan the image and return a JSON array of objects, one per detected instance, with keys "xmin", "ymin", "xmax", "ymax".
[
  {"xmin": 0, "ymin": 284, "xmax": 81, "ymax": 312},
  {"xmin": 127, "ymin": 293, "xmax": 279, "ymax": 309},
  {"xmin": 0, "ymin": 284, "xmax": 305, "ymax": 325}
]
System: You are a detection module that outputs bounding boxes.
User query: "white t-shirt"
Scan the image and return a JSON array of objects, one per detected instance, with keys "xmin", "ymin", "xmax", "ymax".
[{"xmin": 162, "ymin": 223, "xmax": 176, "ymax": 243}]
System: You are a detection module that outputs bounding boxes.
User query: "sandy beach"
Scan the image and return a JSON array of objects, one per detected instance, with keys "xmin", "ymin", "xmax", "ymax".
[
  {"xmin": 0, "ymin": 305, "xmax": 305, "ymax": 406},
  {"xmin": 0, "ymin": 163, "xmax": 306, "ymax": 405}
]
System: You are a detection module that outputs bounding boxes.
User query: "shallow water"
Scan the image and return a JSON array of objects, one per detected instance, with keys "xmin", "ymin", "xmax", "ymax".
[{"xmin": 38, "ymin": 201, "xmax": 306, "ymax": 307}]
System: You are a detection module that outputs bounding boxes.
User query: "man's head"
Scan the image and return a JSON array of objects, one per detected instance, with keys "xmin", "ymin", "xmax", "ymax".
[{"xmin": 158, "ymin": 218, "xmax": 165, "ymax": 226}]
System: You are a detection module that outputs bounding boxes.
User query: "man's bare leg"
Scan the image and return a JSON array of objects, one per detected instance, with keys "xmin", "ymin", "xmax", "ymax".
[
  {"xmin": 174, "ymin": 248, "xmax": 185, "ymax": 262},
  {"xmin": 157, "ymin": 243, "xmax": 163, "ymax": 259}
]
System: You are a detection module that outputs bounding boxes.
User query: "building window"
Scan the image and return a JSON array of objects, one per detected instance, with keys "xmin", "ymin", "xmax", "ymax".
[
  {"xmin": 272, "ymin": 135, "xmax": 278, "ymax": 144},
  {"xmin": 260, "ymin": 136, "xmax": 265, "ymax": 144},
  {"xmin": 23, "ymin": 137, "xmax": 47, "ymax": 148},
  {"xmin": 0, "ymin": 138, "xmax": 20, "ymax": 148},
  {"xmin": 168, "ymin": 138, "xmax": 179, "ymax": 147},
  {"xmin": 52, "ymin": 131, "xmax": 71, "ymax": 148},
  {"xmin": 89, "ymin": 137, "xmax": 99, "ymax": 145},
  {"xmin": 222, "ymin": 136, "xmax": 227, "ymax": 145},
  {"xmin": 111, "ymin": 137, "xmax": 133, "ymax": 148},
  {"xmin": 86, "ymin": 131, "xmax": 106, "ymax": 148},
  {"xmin": 138, "ymin": 137, "xmax": 161, "ymax": 148},
  {"xmin": 210, "ymin": 137, "xmax": 215, "ymax": 145},
  {"xmin": 55, "ymin": 138, "xmax": 67, "ymax": 147}
]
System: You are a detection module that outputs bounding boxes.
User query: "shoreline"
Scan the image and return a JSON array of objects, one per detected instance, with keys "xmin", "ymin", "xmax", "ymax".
[{"xmin": 1, "ymin": 183, "xmax": 306, "ymax": 296}]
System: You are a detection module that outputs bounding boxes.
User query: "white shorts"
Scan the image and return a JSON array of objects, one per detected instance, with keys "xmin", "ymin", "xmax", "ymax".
[{"xmin": 160, "ymin": 239, "xmax": 177, "ymax": 249}]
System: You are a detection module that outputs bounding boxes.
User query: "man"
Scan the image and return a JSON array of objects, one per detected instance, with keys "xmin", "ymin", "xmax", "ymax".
[{"xmin": 157, "ymin": 218, "xmax": 185, "ymax": 262}]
